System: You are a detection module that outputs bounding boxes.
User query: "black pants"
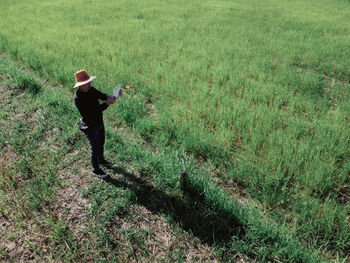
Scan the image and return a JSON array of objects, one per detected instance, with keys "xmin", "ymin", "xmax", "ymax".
[{"xmin": 83, "ymin": 123, "xmax": 105, "ymax": 172}]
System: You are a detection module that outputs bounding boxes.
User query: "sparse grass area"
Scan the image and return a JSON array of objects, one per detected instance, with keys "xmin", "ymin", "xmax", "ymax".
[
  {"xmin": 0, "ymin": 0, "xmax": 349, "ymax": 262},
  {"xmin": 0, "ymin": 56, "xmax": 81, "ymax": 261}
]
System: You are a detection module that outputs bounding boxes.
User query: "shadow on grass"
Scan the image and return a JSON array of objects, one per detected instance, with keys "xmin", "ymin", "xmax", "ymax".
[{"xmin": 104, "ymin": 166, "xmax": 245, "ymax": 246}]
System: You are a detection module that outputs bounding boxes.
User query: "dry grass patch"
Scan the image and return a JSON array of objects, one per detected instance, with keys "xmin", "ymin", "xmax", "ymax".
[{"xmin": 108, "ymin": 204, "xmax": 221, "ymax": 262}]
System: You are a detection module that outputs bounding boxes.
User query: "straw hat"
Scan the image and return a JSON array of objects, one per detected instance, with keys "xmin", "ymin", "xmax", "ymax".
[{"xmin": 73, "ymin": 70, "xmax": 96, "ymax": 88}]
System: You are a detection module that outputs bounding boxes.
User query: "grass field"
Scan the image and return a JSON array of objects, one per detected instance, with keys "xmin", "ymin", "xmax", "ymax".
[{"xmin": 0, "ymin": 0, "xmax": 349, "ymax": 262}]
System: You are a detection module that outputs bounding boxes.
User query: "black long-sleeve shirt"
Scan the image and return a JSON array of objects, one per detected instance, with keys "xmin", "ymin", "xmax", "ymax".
[{"xmin": 74, "ymin": 86, "xmax": 109, "ymax": 127}]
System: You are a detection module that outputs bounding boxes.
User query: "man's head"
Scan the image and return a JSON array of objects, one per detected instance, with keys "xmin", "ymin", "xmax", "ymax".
[
  {"xmin": 79, "ymin": 81, "xmax": 91, "ymax": 92},
  {"xmin": 73, "ymin": 70, "xmax": 96, "ymax": 90}
]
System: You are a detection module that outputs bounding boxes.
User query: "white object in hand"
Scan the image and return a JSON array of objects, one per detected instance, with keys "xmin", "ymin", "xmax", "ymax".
[{"xmin": 113, "ymin": 84, "xmax": 121, "ymax": 98}]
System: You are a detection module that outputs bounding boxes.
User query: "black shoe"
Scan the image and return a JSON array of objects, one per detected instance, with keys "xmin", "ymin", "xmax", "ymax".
[
  {"xmin": 92, "ymin": 168, "xmax": 109, "ymax": 179},
  {"xmin": 100, "ymin": 160, "xmax": 113, "ymax": 168}
]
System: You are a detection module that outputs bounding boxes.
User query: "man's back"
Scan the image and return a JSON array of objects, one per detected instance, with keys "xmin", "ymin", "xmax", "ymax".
[{"xmin": 74, "ymin": 86, "xmax": 109, "ymax": 127}]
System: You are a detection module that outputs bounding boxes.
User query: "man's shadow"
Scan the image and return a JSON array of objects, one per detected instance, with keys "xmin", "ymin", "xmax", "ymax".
[{"xmin": 104, "ymin": 166, "xmax": 245, "ymax": 246}]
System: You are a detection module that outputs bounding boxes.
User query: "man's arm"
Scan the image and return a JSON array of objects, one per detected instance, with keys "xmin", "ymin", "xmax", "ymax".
[
  {"xmin": 98, "ymin": 102, "xmax": 109, "ymax": 112},
  {"xmin": 91, "ymin": 86, "xmax": 108, "ymax": 101}
]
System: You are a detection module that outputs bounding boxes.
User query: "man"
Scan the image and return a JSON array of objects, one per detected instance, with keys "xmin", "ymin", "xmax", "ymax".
[{"xmin": 73, "ymin": 70, "xmax": 122, "ymax": 179}]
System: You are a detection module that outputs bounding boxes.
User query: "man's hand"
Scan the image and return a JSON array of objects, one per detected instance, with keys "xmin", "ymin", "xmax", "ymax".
[{"xmin": 106, "ymin": 95, "xmax": 116, "ymax": 105}]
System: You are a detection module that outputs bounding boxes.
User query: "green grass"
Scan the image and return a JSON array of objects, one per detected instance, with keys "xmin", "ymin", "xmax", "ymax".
[{"xmin": 0, "ymin": 0, "xmax": 349, "ymax": 261}]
